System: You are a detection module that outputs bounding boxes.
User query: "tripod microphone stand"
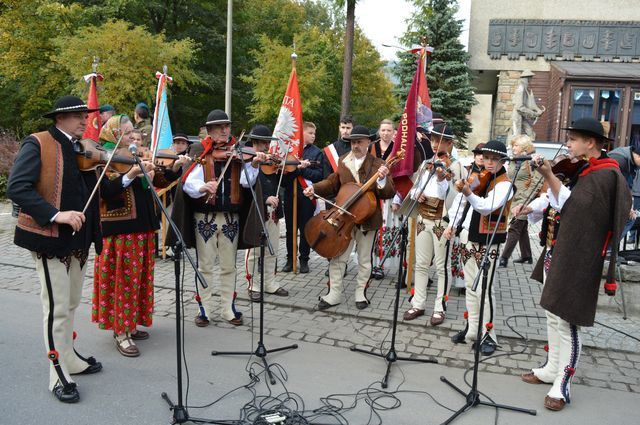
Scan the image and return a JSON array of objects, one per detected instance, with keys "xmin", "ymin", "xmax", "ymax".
[
  {"xmin": 211, "ymin": 144, "xmax": 298, "ymax": 385},
  {"xmin": 439, "ymin": 158, "xmax": 536, "ymax": 424},
  {"xmin": 351, "ymin": 161, "xmax": 440, "ymax": 388},
  {"xmin": 128, "ymin": 150, "xmax": 224, "ymax": 424}
]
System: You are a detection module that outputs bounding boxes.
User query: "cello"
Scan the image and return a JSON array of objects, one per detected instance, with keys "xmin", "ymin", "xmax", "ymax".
[{"xmin": 304, "ymin": 150, "xmax": 405, "ymax": 259}]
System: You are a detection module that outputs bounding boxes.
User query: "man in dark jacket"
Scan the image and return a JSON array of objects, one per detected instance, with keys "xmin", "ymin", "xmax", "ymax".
[
  {"xmin": 322, "ymin": 115, "xmax": 354, "ymax": 178},
  {"xmin": 609, "ymin": 145, "xmax": 640, "ymax": 238},
  {"xmin": 7, "ymin": 96, "xmax": 133, "ymax": 403},
  {"xmin": 520, "ymin": 118, "xmax": 631, "ymax": 412},
  {"xmin": 281, "ymin": 121, "xmax": 324, "ymax": 273}
]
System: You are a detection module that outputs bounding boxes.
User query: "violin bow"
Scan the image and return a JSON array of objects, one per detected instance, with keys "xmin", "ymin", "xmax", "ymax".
[{"xmin": 72, "ymin": 128, "xmax": 126, "ymax": 235}]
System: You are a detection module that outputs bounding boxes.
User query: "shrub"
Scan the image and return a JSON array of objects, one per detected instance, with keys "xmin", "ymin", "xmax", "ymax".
[{"xmin": 0, "ymin": 129, "xmax": 20, "ymax": 198}]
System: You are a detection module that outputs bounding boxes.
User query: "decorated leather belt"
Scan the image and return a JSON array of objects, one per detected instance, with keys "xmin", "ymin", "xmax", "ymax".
[
  {"xmin": 546, "ymin": 207, "xmax": 559, "ymax": 249},
  {"xmin": 418, "ymin": 197, "xmax": 445, "ymax": 220}
]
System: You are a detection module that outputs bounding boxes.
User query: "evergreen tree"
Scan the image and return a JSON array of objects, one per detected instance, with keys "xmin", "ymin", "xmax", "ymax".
[{"xmin": 394, "ymin": 0, "xmax": 476, "ymax": 145}]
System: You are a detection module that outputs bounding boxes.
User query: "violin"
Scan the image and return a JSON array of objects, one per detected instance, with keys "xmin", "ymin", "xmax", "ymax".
[
  {"xmin": 304, "ymin": 150, "xmax": 405, "ymax": 259},
  {"xmin": 75, "ymin": 138, "xmax": 136, "ymax": 173},
  {"xmin": 455, "ymin": 166, "xmax": 491, "ymax": 195},
  {"xmin": 260, "ymin": 154, "xmax": 320, "ymax": 175},
  {"xmin": 426, "ymin": 151, "xmax": 454, "ymax": 181},
  {"xmin": 531, "ymin": 153, "xmax": 587, "ymax": 184}
]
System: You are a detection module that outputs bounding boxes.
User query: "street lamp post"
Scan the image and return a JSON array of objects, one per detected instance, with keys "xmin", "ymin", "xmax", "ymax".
[{"xmin": 225, "ymin": 0, "xmax": 233, "ymax": 118}]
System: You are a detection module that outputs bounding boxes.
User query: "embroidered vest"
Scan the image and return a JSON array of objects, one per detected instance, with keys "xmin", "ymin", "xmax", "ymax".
[{"xmin": 16, "ymin": 132, "xmax": 64, "ymax": 238}]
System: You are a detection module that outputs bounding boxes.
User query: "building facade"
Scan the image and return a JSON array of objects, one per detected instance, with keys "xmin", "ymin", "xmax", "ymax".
[{"xmin": 467, "ymin": 0, "xmax": 640, "ymax": 149}]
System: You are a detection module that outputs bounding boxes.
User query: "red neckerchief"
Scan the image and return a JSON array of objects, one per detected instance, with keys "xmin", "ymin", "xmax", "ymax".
[
  {"xmin": 181, "ymin": 136, "xmax": 213, "ymax": 183},
  {"xmin": 579, "ymin": 156, "xmax": 619, "ymax": 177}
]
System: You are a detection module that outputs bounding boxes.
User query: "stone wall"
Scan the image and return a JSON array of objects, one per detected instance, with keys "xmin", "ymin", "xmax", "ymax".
[{"xmin": 492, "ymin": 70, "xmax": 521, "ymax": 140}]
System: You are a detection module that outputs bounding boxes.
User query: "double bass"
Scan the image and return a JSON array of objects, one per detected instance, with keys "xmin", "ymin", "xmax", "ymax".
[{"xmin": 304, "ymin": 150, "xmax": 405, "ymax": 259}]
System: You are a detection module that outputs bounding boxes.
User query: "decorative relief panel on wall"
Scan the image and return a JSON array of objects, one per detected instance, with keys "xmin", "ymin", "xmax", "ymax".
[{"xmin": 488, "ymin": 20, "xmax": 640, "ymax": 61}]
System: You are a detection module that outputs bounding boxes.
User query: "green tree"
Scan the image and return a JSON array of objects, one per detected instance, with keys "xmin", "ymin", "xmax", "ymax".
[
  {"xmin": 394, "ymin": 0, "xmax": 476, "ymax": 144},
  {"xmin": 0, "ymin": 0, "xmax": 84, "ymax": 133},
  {"xmin": 244, "ymin": 25, "xmax": 394, "ymax": 144},
  {"xmin": 54, "ymin": 20, "xmax": 200, "ymax": 118}
]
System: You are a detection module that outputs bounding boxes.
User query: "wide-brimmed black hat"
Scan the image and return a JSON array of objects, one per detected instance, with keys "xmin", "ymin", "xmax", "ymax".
[
  {"xmin": 481, "ymin": 140, "xmax": 508, "ymax": 157},
  {"xmin": 248, "ymin": 124, "xmax": 278, "ymax": 142},
  {"xmin": 173, "ymin": 133, "xmax": 192, "ymax": 144},
  {"xmin": 430, "ymin": 123, "xmax": 455, "ymax": 140},
  {"xmin": 562, "ymin": 117, "xmax": 612, "ymax": 141},
  {"xmin": 205, "ymin": 109, "xmax": 231, "ymax": 126},
  {"xmin": 472, "ymin": 142, "xmax": 486, "ymax": 154},
  {"xmin": 42, "ymin": 95, "xmax": 98, "ymax": 119},
  {"xmin": 343, "ymin": 125, "xmax": 374, "ymax": 141}
]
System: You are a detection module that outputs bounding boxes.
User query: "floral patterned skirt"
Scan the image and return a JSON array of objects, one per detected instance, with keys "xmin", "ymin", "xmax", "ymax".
[{"xmin": 92, "ymin": 231, "xmax": 155, "ymax": 334}]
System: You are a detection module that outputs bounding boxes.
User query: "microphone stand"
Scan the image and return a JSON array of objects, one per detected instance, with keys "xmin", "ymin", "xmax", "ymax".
[
  {"xmin": 128, "ymin": 152, "xmax": 223, "ymax": 424},
  {"xmin": 439, "ymin": 158, "xmax": 536, "ymax": 424},
  {"xmin": 350, "ymin": 161, "xmax": 439, "ymax": 389},
  {"xmin": 211, "ymin": 144, "xmax": 298, "ymax": 385}
]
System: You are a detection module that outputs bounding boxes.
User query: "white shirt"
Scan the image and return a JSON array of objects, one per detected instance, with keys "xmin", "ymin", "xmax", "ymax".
[
  {"xmin": 448, "ymin": 180, "xmax": 514, "ymax": 231},
  {"xmin": 527, "ymin": 194, "xmax": 549, "ymax": 224},
  {"xmin": 409, "ymin": 170, "xmax": 449, "ymax": 200},
  {"xmin": 183, "ymin": 162, "xmax": 258, "ymax": 199}
]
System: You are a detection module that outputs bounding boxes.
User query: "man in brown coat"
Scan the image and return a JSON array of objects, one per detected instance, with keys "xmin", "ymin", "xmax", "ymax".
[
  {"xmin": 303, "ymin": 125, "xmax": 395, "ymax": 310},
  {"xmin": 518, "ymin": 117, "xmax": 631, "ymax": 411}
]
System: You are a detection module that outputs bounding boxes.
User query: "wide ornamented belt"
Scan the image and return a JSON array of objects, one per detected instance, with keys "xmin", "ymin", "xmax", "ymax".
[{"xmin": 418, "ymin": 197, "xmax": 445, "ymax": 220}]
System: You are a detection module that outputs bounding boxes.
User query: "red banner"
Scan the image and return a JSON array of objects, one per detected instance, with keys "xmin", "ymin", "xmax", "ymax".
[
  {"xmin": 271, "ymin": 68, "xmax": 304, "ymax": 159},
  {"xmin": 82, "ymin": 73, "xmax": 103, "ymax": 141}
]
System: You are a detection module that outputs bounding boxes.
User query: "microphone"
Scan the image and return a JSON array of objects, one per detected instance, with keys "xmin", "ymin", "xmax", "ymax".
[
  {"xmin": 128, "ymin": 143, "xmax": 138, "ymax": 155},
  {"xmin": 501, "ymin": 155, "xmax": 533, "ymax": 162}
]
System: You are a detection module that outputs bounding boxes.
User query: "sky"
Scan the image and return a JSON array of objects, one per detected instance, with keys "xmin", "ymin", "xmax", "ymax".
[{"xmin": 356, "ymin": 0, "xmax": 471, "ymax": 61}]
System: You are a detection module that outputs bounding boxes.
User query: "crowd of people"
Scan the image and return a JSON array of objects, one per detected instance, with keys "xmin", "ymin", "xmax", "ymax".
[{"xmin": 7, "ymin": 94, "xmax": 632, "ymax": 414}]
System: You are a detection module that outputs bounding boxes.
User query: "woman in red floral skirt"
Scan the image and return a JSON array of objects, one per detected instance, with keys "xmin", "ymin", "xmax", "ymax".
[{"xmin": 92, "ymin": 115, "xmax": 159, "ymax": 357}]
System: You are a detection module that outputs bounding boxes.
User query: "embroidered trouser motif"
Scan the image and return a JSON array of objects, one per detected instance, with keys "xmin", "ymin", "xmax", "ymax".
[
  {"xmin": 245, "ymin": 218, "xmax": 280, "ymax": 294},
  {"xmin": 533, "ymin": 263, "xmax": 581, "ymax": 402},
  {"xmin": 459, "ymin": 230, "xmax": 499, "ymax": 343},
  {"xmin": 194, "ymin": 212, "xmax": 239, "ymax": 321},
  {"xmin": 32, "ymin": 252, "xmax": 90, "ymax": 390},
  {"xmin": 412, "ymin": 216, "xmax": 451, "ymax": 313},
  {"xmin": 323, "ymin": 227, "xmax": 375, "ymax": 305}
]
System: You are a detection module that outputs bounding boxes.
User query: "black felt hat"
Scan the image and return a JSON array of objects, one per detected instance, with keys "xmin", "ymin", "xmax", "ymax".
[
  {"xmin": 42, "ymin": 95, "xmax": 98, "ymax": 119},
  {"xmin": 173, "ymin": 133, "xmax": 191, "ymax": 144},
  {"xmin": 481, "ymin": 140, "xmax": 508, "ymax": 157},
  {"xmin": 430, "ymin": 123, "xmax": 455, "ymax": 140},
  {"xmin": 248, "ymin": 124, "xmax": 278, "ymax": 142},
  {"xmin": 562, "ymin": 117, "xmax": 612, "ymax": 141},
  {"xmin": 205, "ymin": 109, "xmax": 231, "ymax": 126},
  {"xmin": 343, "ymin": 125, "xmax": 374, "ymax": 141}
]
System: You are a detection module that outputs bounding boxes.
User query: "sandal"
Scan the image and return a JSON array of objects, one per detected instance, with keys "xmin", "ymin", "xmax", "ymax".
[{"xmin": 114, "ymin": 333, "xmax": 140, "ymax": 357}]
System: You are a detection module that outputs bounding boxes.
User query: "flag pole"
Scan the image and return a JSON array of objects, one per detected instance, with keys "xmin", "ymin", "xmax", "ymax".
[{"xmin": 291, "ymin": 46, "xmax": 299, "ymax": 274}]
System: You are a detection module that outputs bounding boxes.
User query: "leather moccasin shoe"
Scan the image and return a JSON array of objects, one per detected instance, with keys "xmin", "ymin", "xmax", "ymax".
[
  {"xmin": 52, "ymin": 383, "xmax": 80, "ymax": 403},
  {"xmin": 249, "ymin": 291, "xmax": 262, "ymax": 302},
  {"xmin": 194, "ymin": 315, "xmax": 210, "ymax": 327},
  {"xmin": 521, "ymin": 372, "xmax": 545, "ymax": 385},
  {"xmin": 318, "ymin": 299, "xmax": 338, "ymax": 311},
  {"xmin": 430, "ymin": 312, "xmax": 445, "ymax": 326},
  {"xmin": 228, "ymin": 317, "xmax": 243, "ymax": 326},
  {"xmin": 355, "ymin": 301, "xmax": 368, "ymax": 310},
  {"xmin": 270, "ymin": 287, "xmax": 289, "ymax": 296},
  {"xmin": 403, "ymin": 308, "xmax": 425, "ymax": 321},
  {"xmin": 72, "ymin": 362, "xmax": 103, "ymax": 375},
  {"xmin": 480, "ymin": 337, "xmax": 497, "ymax": 356},
  {"xmin": 544, "ymin": 396, "xmax": 566, "ymax": 411},
  {"xmin": 451, "ymin": 329, "xmax": 467, "ymax": 344}
]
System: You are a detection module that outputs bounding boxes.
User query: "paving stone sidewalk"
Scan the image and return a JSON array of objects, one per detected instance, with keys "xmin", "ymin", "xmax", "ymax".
[{"xmin": 1, "ymin": 202, "xmax": 640, "ymax": 394}]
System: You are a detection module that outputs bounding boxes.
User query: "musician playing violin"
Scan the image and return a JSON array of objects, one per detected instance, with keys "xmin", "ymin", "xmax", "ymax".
[
  {"xmin": 244, "ymin": 125, "xmax": 290, "ymax": 302},
  {"xmin": 403, "ymin": 123, "xmax": 464, "ymax": 327},
  {"xmin": 7, "ymin": 96, "xmax": 139, "ymax": 403},
  {"xmin": 179, "ymin": 110, "xmax": 263, "ymax": 328},
  {"xmin": 444, "ymin": 140, "xmax": 514, "ymax": 356},
  {"xmin": 303, "ymin": 125, "xmax": 395, "ymax": 311},
  {"xmin": 92, "ymin": 114, "xmax": 163, "ymax": 358},
  {"xmin": 517, "ymin": 117, "xmax": 630, "ymax": 412}
]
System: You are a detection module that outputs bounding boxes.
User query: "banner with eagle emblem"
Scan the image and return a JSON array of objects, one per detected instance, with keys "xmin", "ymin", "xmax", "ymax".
[
  {"xmin": 82, "ymin": 71, "xmax": 103, "ymax": 141},
  {"xmin": 270, "ymin": 67, "xmax": 304, "ymax": 160}
]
